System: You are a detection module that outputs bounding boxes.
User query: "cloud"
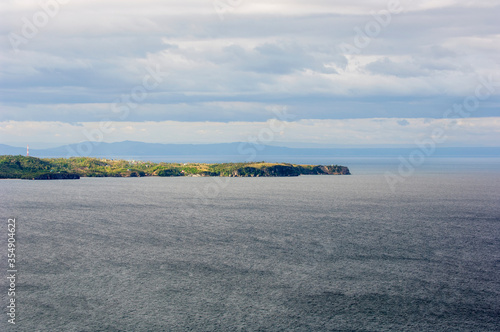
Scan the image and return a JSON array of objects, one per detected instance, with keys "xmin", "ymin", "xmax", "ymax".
[
  {"xmin": 2, "ymin": 117, "xmax": 499, "ymax": 148},
  {"xmin": 0, "ymin": 0, "xmax": 499, "ymax": 147}
]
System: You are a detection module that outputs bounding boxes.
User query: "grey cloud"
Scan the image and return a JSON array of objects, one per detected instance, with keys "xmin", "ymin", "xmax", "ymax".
[
  {"xmin": 365, "ymin": 58, "xmax": 425, "ymax": 78},
  {"xmin": 364, "ymin": 57, "xmax": 462, "ymax": 78},
  {"xmin": 426, "ymin": 45, "xmax": 457, "ymax": 59},
  {"xmin": 0, "ymin": 1, "xmax": 499, "ymax": 124},
  {"xmin": 218, "ymin": 42, "xmax": 338, "ymax": 75}
]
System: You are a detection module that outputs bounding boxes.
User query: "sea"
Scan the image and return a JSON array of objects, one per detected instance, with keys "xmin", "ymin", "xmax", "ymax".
[{"xmin": 1, "ymin": 157, "xmax": 499, "ymax": 331}]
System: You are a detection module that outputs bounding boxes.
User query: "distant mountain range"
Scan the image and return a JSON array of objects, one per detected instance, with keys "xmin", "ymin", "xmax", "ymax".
[{"xmin": 1, "ymin": 141, "xmax": 499, "ymax": 159}]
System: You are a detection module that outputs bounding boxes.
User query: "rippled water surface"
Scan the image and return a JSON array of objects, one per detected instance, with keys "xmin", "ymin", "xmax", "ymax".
[{"xmin": 1, "ymin": 159, "xmax": 499, "ymax": 331}]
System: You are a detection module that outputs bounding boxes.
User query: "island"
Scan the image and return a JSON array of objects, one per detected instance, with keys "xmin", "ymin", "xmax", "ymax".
[{"xmin": 0, "ymin": 155, "xmax": 350, "ymax": 180}]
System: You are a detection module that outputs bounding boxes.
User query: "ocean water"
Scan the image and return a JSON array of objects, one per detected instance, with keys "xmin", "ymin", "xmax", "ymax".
[{"xmin": 1, "ymin": 158, "xmax": 500, "ymax": 331}]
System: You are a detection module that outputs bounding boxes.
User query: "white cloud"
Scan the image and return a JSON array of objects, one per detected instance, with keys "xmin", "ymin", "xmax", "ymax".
[
  {"xmin": 0, "ymin": 0, "xmax": 499, "ymax": 147},
  {"xmin": 2, "ymin": 118, "xmax": 499, "ymax": 147}
]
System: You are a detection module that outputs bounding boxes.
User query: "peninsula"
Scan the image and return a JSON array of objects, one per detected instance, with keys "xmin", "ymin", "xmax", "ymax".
[{"xmin": 0, "ymin": 155, "xmax": 350, "ymax": 180}]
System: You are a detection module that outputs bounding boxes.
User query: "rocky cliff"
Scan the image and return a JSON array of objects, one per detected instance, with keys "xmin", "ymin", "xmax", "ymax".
[
  {"xmin": 32, "ymin": 173, "xmax": 80, "ymax": 180},
  {"xmin": 228, "ymin": 164, "xmax": 350, "ymax": 177}
]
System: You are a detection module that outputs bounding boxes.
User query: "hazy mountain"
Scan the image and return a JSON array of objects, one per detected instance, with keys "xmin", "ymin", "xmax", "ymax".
[
  {"xmin": 1, "ymin": 141, "xmax": 499, "ymax": 159},
  {"xmin": 0, "ymin": 144, "xmax": 26, "ymax": 155}
]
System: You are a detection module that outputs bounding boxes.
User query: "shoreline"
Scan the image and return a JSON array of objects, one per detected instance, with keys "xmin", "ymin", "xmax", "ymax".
[{"xmin": 0, "ymin": 155, "xmax": 350, "ymax": 180}]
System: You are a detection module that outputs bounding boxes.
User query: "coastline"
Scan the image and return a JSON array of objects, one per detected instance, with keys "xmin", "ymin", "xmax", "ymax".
[{"xmin": 0, "ymin": 155, "xmax": 350, "ymax": 180}]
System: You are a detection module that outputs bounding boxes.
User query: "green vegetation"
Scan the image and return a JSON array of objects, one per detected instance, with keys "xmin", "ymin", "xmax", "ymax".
[
  {"xmin": 0, "ymin": 155, "xmax": 52, "ymax": 179},
  {"xmin": 0, "ymin": 155, "xmax": 350, "ymax": 179},
  {"xmin": 0, "ymin": 155, "xmax": 79, "ymax": 179}
]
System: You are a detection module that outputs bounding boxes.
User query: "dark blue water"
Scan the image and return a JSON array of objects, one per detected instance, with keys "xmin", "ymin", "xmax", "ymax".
[{"xmin": 1, "ymin": 158, "xmax": 500, "ymax": 331}]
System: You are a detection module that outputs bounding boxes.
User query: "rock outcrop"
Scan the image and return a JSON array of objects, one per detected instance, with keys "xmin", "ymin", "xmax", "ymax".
[
  {"xmin": 227, "ymin": 165, "xmax": 350, "ymax": 177},
  {"xmin": 302, "ymin": 165, "xmax": 351, "ymax": 175}
]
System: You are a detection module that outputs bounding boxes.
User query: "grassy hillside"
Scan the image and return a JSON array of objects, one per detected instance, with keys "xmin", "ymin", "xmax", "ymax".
[
  {"xmin": 0, "ymin": 155, "xmax": 56, "ymax": 179},
  {"xmin": 0, "ymin": 155, "xmax": 350, "ymax": 179}
]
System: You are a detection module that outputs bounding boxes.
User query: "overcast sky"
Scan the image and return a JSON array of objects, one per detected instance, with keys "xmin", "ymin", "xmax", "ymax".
[{"xmin": 1, "ymin": 0, "xmax": 499, "ymax": 148}]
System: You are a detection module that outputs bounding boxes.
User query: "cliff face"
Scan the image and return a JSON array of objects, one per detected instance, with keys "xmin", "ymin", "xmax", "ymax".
[
  {"xmin": 305, "ymin": 165, "xmax": 351, "ymax": 175},
  {"xmin": 228, "ymin": 165, "xmax": 350, "ymax": 177},
  {"xmin": 230, "ymin": 165, "xmax": 300, "ymax": 177},
  {"xmin": 33, "ymin": 173, "xmax": 80, "ymax": 180}
]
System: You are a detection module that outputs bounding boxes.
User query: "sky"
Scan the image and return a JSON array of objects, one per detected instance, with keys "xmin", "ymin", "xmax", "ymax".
[{"xmin": 0, "ymin": 0, "xmax": 499, "ymax": 148}]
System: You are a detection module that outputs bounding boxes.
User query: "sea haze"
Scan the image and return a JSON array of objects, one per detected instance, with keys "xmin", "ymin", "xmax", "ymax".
[
  {"xmin": 2, "ymin": 141, "xmax": 500, "ymax": 159},
  {"xmin": 1, "ymin": 159, "xmax": 499, "ymax": 331}
]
